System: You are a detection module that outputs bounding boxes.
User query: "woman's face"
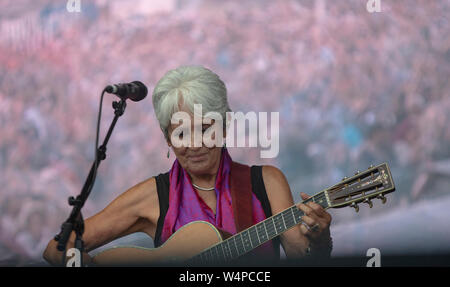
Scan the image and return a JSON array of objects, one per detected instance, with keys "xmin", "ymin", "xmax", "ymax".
[{"xmin": 167, "ymin": 104, "xmax": 224, "ymax": 177}]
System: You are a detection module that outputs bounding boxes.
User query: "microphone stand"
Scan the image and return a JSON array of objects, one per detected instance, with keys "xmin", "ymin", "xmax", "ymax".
[{"xmin": 54, "ymin": 98, "xmax": 127, "ymax": 266}]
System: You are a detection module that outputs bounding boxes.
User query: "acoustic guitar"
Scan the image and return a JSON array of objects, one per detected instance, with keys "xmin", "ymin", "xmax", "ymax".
[{"xmin": 92, "ymin": 163, "xmax": 395, "ymax": 266}]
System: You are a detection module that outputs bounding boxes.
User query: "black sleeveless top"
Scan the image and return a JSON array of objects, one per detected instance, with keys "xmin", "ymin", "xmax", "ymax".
[{"xmin": 153, "ymin": 165, "xmax": 281, "ymax": 258}]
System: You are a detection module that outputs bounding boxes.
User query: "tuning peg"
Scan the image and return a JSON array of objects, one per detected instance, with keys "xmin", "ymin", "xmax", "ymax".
[
  {"xmin": 377, "ymin": 194, "xmax": 387, "ymax": 204},
  {"xmin": 342, "ymin": 176, "xmax": 348, "ymax": 181},
  {"xmin": 354, "ymin": 170, "xmax": 360, "ymax": 175},
  {"xmin": 364, "ymin": 198, "xmax": 373, "ymax": 208},
  {"xmin": 368, "ymin": 164, "xmax": 374, "ymax": 169},
  {"xmin": 350, "ymin": 202, "xmax": 359, "ymax": 212}
]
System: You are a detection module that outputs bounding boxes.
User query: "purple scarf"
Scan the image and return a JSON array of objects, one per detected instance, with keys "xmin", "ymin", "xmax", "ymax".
[{"xmin": 160, "ymin": 148, "xmax": 268, "ymax": 246}]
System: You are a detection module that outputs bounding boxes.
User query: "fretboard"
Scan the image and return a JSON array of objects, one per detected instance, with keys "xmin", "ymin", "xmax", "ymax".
[{"xmin": 188, "ymin": 190, "xmax": 330, "ymax": 264}]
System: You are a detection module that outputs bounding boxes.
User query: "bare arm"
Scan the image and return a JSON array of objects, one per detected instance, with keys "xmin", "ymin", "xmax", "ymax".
[
  {"xmin": 262, "ymin": 165, "xmax": 309, "ymax": 258},
  {"xmin": 43, "ymin": 177, "xmax": 160, "ymax": 266}
]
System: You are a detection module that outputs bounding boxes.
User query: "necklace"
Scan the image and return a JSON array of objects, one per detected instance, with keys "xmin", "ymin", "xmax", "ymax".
[{"xmin": 192, "ymin": 183, "xmax": 215, "ymax": 191}]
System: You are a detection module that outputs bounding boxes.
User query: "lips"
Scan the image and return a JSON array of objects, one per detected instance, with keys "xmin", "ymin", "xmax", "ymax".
[{"xmin": 188, "ymin": 153, "xmax": 208, "ymax": 162}]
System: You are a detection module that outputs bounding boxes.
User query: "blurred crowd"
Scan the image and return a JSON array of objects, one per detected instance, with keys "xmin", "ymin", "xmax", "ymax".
[{"xmin": 0, "ymin": 0, "xmax": 449, "ymax": 264}]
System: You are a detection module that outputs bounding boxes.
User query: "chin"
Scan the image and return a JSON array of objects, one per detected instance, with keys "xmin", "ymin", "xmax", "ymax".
[
  {"xmin": 178, "ymin": 147, "xmax": 222, "ymax": 175},
  {"xmin": 186, "ymin": 159, "xmax": 212, "ymax": 174}
]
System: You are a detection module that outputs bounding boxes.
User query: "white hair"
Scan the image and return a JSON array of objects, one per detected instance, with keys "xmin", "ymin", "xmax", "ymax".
[{"xmin": 152, "ymin": 66, "xmax": 231, "ymax": 139}]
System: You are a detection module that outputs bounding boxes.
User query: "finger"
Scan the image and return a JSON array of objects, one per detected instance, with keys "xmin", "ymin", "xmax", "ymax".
[
  {"xmin": 302, "ymin": 215, "xmax": 322, "ymax": 233},
  {"xmin": 297, "ymin": 203, "xmax": 314, "ymax": 217},
  {"xmin": 299, "ymin": 223, "xmax": 310, "ymax": 235},
  {"xmin": 311, "ymin": 223, "xmax": 320, "ymax": 232},
  {"xmin": 298, "ymin": 203, "xmax": 321, "ymax": 223},
  {"xmin": 305, "ymin": 202, "xmax": 327, "ymax": 217},
  {"xmin": 318, "ymin": 209, "xmax": 332, "ymax": 225},
  {"xmin": 300, "ymin": 192, "xmax": 310, "ymax": 200},
  {"xmin": 325, "ymin": 211, "xmax": 332, "ymax": 224},
  {"xmin": 301, "ymin": 215, "xmax": 315, "ymax": 227},
  {"xmin": 305, "ymin": 202, "xmax": 332, "ymax": 225}
]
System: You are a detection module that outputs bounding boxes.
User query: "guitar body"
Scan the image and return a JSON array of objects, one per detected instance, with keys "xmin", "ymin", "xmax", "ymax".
[{"xmin": 92, "ymin": 221, "xmax": 228, "ymax": 265}]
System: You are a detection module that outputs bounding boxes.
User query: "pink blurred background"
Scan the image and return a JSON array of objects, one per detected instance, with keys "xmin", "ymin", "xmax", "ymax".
[{"xmin": 0, "ymin": 0, "xmax": 449, "ymax": 265}]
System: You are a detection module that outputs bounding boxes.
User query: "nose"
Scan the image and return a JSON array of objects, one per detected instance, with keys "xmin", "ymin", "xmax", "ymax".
[{"xmin": 188, "ymin": 128, "xmax": 204, "ymax": 150}]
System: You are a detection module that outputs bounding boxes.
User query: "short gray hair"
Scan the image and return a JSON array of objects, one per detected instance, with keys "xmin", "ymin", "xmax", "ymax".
[{"xmin": 152, "ymin": 66, "xmax": 231, "ymax": 139}]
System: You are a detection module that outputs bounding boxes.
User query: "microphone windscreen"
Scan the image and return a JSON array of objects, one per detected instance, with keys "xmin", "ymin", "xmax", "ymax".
[{"xmin": 130, "ymin": 81, "xmax": 148, "ymax": 102}]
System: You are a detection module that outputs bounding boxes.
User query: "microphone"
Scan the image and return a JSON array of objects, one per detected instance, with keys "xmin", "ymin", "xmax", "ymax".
[{"xmin": 105, "ymin": 81, "xmax": 148, "ymax": 102}]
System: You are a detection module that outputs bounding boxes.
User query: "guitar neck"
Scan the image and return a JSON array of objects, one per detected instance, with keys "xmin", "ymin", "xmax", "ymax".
[{"xmin": 189, "ymin": 190, "xmax": 331, "ymax": 264}]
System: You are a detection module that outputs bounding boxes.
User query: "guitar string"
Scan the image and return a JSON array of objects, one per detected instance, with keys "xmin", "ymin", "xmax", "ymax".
[
  {"xmin": 196, "ymin": 192, "xmax": 329, "ymax": 263},
  {"xmin": 208, "ymin": 191, "xmax": 328, "ymax": 262},
  {"xmin": 225, "ymin": 184, "xmax": 382, "ymax": 260},
  {"xmin": 196, "ymin": 177, "xmax": 390, "ymax": 263},
  {"xmin": 197, "ymin": 206, "xmax": 306, "ymax": 263}
]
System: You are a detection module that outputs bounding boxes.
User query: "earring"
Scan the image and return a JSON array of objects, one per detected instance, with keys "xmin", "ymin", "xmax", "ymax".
[{"xmin": 167, "ymin": 147, "xmax": 170, "ymax": 158}]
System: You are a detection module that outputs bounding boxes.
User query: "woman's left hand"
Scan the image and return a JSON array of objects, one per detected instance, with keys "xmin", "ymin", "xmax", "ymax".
[{"xmin": 297, "ymin": 192, "xmax": 332, "ymax": 246}]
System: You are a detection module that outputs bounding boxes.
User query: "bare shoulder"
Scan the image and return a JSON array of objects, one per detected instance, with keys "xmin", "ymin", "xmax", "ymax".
[
  {"xmin": 127, "ymin": 176, "xmax": 157, "ymax": 198},
  {"xmin": 112, "ymin": 176, "xmax": 157, "ymax": 204},
  {"xmin": 261, "ymin": 165, "xmax": 295, "ymax": 213},
  {"xmin": 261, "ymin": 165, "xmax": 289, "ymax": 187}
]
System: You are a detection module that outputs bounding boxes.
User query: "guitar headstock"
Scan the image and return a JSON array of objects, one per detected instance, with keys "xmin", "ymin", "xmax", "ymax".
[{"xmin": 326, "ymin": 163, "xmax": 395, "ymax": 212}]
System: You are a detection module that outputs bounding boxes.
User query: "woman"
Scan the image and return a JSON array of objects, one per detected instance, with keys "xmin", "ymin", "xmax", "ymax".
[{"xmin": 43, "ymin": 66, "xmax": 332, "ymax": 265}]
